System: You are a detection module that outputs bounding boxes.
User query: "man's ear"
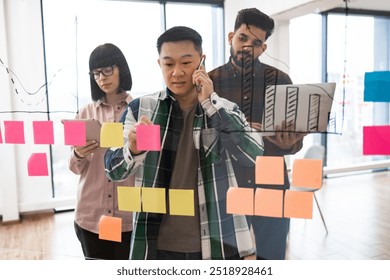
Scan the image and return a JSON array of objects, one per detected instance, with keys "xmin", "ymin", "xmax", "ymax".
[
  {"xmin": 262, "ymin": 43, "xmax": 268, "ymax": 53},
  {"xmin": 228, "ymin": 32, "xmax": 234, "ymax": 45}
]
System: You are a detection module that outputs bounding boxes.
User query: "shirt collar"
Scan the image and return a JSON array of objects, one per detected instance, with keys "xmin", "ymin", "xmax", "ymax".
[{"xmin": 96, "ymin": 93, "xmax": 133, "ymax": 107}]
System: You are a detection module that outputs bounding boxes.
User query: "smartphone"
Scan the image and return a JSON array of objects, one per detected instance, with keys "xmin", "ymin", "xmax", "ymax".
[
  {"xmin": 62, "ymin": 119, "xmax": 102, "ymax": 142},
  {"xmin": 196, "ymin": 57, "xmax": 205, "ymax": 92}
]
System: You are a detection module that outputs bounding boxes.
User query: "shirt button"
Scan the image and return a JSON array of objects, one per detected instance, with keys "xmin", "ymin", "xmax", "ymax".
[
  {"xmin": 244, "ymin": 96, "xmax": 249, "ymax": 100},
  {"xmin": 248, "ymin": 179, "xmax": 252, "ymax": 183},
  {"xmin": 212, "ymin": 99, "xmax": 217, "ymax": 105},
  {"xmin": 108, "ymin": 210, "xmax": 111, "ymax": 214},
  {"xmin": 108, "ymin": 179, "xmax": 111, "ymax": 183},
  {"xmin": 108, "ymin": 195, "xmax": 112, "ymax": 198}
]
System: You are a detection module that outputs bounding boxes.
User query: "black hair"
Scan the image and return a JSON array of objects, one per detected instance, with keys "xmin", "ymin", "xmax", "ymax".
[
  {"xmin": 234, "ymin": 8, "xmax": 275, "ymax": 40},
  {"xmin": 156, "ymin": 26, "xmax": 203, "ymax": 54},
  {"xmin": 88, "ymin": 43, "xmax": 132, "ymax": 101}
]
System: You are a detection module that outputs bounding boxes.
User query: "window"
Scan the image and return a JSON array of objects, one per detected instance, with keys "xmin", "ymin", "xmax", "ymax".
[{"xmin": 325, "ymin": 13, "xmax": 390, "ymax": 168}]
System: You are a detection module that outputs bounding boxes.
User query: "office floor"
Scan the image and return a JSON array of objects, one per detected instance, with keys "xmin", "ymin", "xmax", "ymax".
[{"xmin": 1, "ymin": 170, "xmax": 390, "ymax": 260}]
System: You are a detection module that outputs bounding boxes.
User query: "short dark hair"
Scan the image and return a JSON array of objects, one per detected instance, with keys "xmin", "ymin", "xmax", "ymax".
[
  {"xmin": 88, "ymin": 43, "xmax": 132, "ymax": 101},
  {"xmin": 234, "ymin": 8, "xmax": 275, "ymax": 40},
  {"xmin": 156, "ymin": 26, "xmax": 203, "ymax": 54}
]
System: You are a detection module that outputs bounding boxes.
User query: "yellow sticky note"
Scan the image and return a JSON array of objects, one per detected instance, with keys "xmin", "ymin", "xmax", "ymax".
[
  {"xmin": 100, "ymin": 122, "xmax": 124, "ymax": 148},
  {"xmin": 255, "ymin": 156, "xmax": 284, "ymax": 185},
  {"xmin": 292, "ymin": 159, "xmax": 323, "ymax": 190},
  {"xmin": 98, "ymin": 215, "xmax": 122, "ymax": 242},
  {"xmin": 226, "ymin": 187, "xmax": 254, "ymax": 215},
  {"xmin": 284, "ymin": 190, "xmax": 313, "ymax": 219},
  {"xmin": 254, "ymin": 188, "xmax": 283, "ymax": 218},
  {"xmin": 117, "ymin": 186, "xmax": 141, "ymax": 212},
  {"xmin": 142, "ymin": 187, "xmax": 166, "ymax": 214},
  {"xmin": 169, "ymin": 189, "xmax": 195, "ymax": 216}
]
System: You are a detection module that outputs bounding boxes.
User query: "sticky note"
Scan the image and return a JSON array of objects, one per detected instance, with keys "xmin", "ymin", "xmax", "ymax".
[
  {"xmin": 117, "ymin": 186, "xmax": 141, "ymax": 212},
  {"xmin": 98, "ymin": 215, "xmax": 122, "ymax": 242},
  {"xmin": 364, "ymin": 71, "xmax": 390, "ymax": 102},
  {"xmin": 291, "ymin": 159, "xmax": 323, "ymax": 190},
  {"xmin": 169, "ymin": 189, "xmax": 195, "ymax": 216},
  {"xmin": 33, "ymin": 121, "xmax": 54, "ymax": 144},
  {"xmin": 254, "ymin": 188, "xmax": 283, "ymax": 218},
  {"xmin": 284, "ymin": 190, "xmax": 313, "ymax": 219},
  {"xmin": 0, "ymin": 125, "xmax": 3, "ymax": 144},
  {"xmin": 4, "ymin": 121, "xmax": 25, "ymax": 144},
  {"xmin": 136, "ymin": 125, "xmax": 161, "ymax": 151},
  {"xmin": 141, "ymin": 187, "xmax": 166, "ymax": 214},
  {"xmin": 226, "ymin": 187, "xmax": 254, "ymax": 215},
  {"xmin": 100, "ymin": 122, "xmax": 124, "ymax": 148},
  {"xmin": 28, "ymin": 153, "xmax": 49, "ymax": 176},
  {"xmin": 363, "ymin": 126, "xmax": 390, "ymax": 155},
  {"xmin": 255, "ymin": 156, "xmax": 284, "ymax": 185},
  {"xmin": 63, "ymin": 121, "xmax": 86, "ymax": 146}
]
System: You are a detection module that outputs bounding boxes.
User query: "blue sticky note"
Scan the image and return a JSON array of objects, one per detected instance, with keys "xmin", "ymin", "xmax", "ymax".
[{"xmin": 364, "ymin": 71, "xmax": 390, "ymax": 102}]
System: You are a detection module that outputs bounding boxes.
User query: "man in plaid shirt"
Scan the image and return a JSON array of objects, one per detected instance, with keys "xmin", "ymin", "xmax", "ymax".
[{"xmin": 104, "ymin": 26, "xmax": 264, "ymax": 260}]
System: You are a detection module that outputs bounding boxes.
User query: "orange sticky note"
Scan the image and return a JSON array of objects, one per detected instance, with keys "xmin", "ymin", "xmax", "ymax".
[
  {"xmin": 226, "ymin": 187, "xmax": 254, "ymax": 215},
  {"xmin": 169, "ymin": 189, "xmax": 195, "ymax": 216},
  {"xmin": 63, "ymin": 120, "xmax": 86, "ymax": 146},
  {"xmin": 291, "ymin": 159, "xmax": 323, "ymax": 190},
  {"xmin": 98, "ymin": 215, "xmax": 122, "ymax": 242},
  {"xmin": 136, "ymin": 125, "xmax": 161, "ymax": 151},
  {"xmin": 117, "ymin": 186, "xmax": 141, "ymax": 212},
  {"xmin": 141, "ymin": 187, "xmax": 166, "ymax": 214},
  {"xmin": 254, "ymin": 188, "xmax": 283, "ymax": 218},
  {"xmin": 100, "ymin": 122, "xmax": 124, "ymax": 148},
  {"xmin": 33, "ymin": 121, "xmax": 54, "ymax": 144},
  {"xmin": 28, "ymin": 153, "xmax": 49, "ymax": 176},
  {"xmin": 284, "ymin": 190, "xmax": 313, "ymax": 219},
  {"xmin": 4, "ymin": 120, "xmax": 25, "ymax": 144},
  {"xmin": 255, "ymin": 156, "xmax": 284, "ymax": 185}
]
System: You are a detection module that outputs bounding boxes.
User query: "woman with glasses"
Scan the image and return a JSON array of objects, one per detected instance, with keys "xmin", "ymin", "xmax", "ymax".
[{"xmin": 68, "ymin": 43, "xmax": 134, "ymax": 260}]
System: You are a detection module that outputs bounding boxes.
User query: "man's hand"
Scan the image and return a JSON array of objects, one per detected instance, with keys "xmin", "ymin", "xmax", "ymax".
[
  {"xmin": 128, "ymin": 115, "xmax": 153, "ymax": 155},
  {"xmin": 192, "ymin": 65, "xmax": 214, "ymax": 103},
  {"xmin": 265, "ymin": 120, "xmax": 306, "ymax": 150}
]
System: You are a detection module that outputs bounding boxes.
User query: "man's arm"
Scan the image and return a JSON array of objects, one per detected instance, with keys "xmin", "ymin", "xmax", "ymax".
[{"xmin": 201, "ymin": 92, "xmax": 264, "ymax": 167}]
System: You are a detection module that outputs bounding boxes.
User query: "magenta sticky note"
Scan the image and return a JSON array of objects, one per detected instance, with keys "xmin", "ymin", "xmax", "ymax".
[
  {"xmin": 63, "ymin": 121, "xmax": 86, "ymax": 146},
  {"xmin": 363, "ymin": 126, "xmax": 390, "ymax": 155},
  {"xmin": 33, "ymin": 121, "xmax": 54, "ymax": 145},
  {"xmin": 0, "ymin": 125, "xmax": 3, "ymax": 144},
  {"xmin": 136, "ymin": 125, "xmax": 161, "ymax": 151},
  {"xmin": 4, "ymin": 121, "xmax": 25, "ymax": 144},
  {"xmin": 28, "ymin": 153, "xmax": 49, "ymax": 176}
]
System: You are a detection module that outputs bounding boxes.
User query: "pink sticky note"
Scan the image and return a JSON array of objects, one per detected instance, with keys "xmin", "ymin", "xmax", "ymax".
[
  {"xmin": 363, "ymin": 126, "xmax": 390, "ymax": 155},
  {"xmin": 0, "ymin": 125, "xmax": 3, "ymax": 144},
  {"xmin": 136, "ymin": 125, "xmax": 160, "ymax": 151},
  {"xmin": 63, "ymin": 121, "xmax": 86, "ymax": 146},
  {"xmin": 226, "ymin": 187, "xmax": 254, "ymax": 215},
  {"xmin": 28, "ymin": 153, "xmax": 49, "ymax": 176},
  {"xmin": 33, "ymin": 121, "xmax": 54, "ymax": 145},
  {"xmin": 4, "ymin": 121, "xmax": 25, "ymax": 144}
]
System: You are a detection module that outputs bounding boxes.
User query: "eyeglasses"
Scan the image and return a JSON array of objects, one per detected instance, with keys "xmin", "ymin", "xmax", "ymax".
[{"xmin": 90, "ymin": 65, "xmax": 114, "ymax": 80}]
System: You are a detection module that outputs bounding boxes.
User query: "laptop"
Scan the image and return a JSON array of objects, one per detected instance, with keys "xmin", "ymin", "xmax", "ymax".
[{"xmin": 261, "ymin": 82, "xmax": 336, "ymax": 136}]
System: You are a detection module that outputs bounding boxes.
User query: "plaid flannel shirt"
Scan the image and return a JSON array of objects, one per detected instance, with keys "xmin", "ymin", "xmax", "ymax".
[{"xmin": 104, "ymin": 89, "xmax": 264, "ymax": 260}]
